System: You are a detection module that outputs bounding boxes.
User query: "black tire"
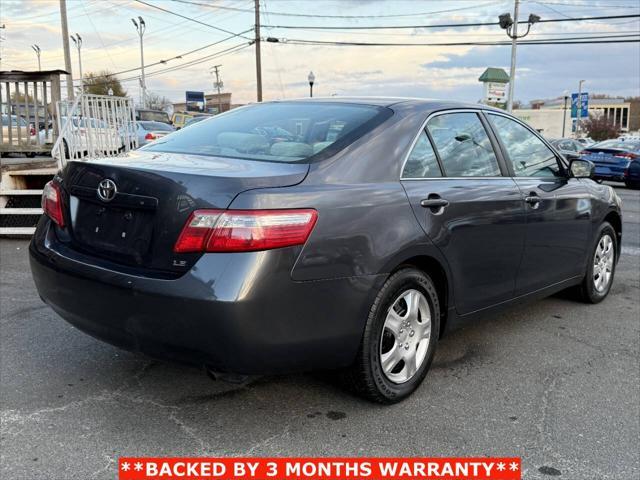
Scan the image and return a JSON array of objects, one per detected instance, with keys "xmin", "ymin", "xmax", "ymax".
[
  {"xmin": 625, "ymin": 180, "xmax": 640, "ymax": 190},
  {"xmin": 576, "ymin": 222, "xmax": 617, "ymax": 303},
  {"xmin": 346, "ymin": 268, "xmax": 440, "ymax": 403}
]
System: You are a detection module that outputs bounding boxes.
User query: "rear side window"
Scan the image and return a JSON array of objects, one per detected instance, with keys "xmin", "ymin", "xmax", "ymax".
[
  {"xmin": 142, "ymin": 102, "xmax": 392, "ymax": 163},
  {"xmin": 402, "ymin": 130, "xmax": 442, "ymax": 178},
  {"xmin": 427, "ymin": 112, "xmax": 501, "ymax": 177},
  {"xmin": 488, "ymin": 114, "xmax": 562, "ymax": 177}
]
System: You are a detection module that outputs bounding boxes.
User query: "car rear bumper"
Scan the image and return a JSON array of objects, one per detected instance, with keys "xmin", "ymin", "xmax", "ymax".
[{"xmin": 30, "ymin": 218, "xmax": 383, "ymax": 374}]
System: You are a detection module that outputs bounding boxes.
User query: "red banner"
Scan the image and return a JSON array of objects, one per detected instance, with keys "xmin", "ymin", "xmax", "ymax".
[{"xmin": 118, "ymin": 457, "xmax": 521, "ymax": 480}]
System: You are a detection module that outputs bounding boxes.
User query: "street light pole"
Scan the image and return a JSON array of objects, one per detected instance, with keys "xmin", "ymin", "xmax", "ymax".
[
  {"xmin": 576, "ymin": 79, "xmax": 585, "ymax": 137},
  {"xmin": 70, "ymin": 34, "xmax": 82, "ymax": 93},
  {"xmin": 499, "ymin": 1, "xmax": 540, "ymax": 112},
  {"xmin": 31, "ymin": 44, "xmax": 41, "ymax": 71},
  {"xmin": 308, "ymin": 71, "xmax": 315, "ymax": 98},
  {"xmin": 562, "ymin": 90, "xmax": 569, "ymax": 138},
  {"xmin": 132, "ymin": 17, "xmax": 147, "ymax": 108}
]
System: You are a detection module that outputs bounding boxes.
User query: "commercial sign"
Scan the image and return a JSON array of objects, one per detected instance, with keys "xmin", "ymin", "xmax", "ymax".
[
  {"xmin": 571, "ymin": 92, "xmax": 589, "ymax": 118},
  {"xmin": 185, "ymin": 91, "xmax": 205, "ymax": 112},
  {"xmin": 484, "ymin": 82, "xmax": 507, "ymax": 103}
]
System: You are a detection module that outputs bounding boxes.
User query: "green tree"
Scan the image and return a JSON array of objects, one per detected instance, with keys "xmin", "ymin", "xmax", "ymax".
[{"xmin": 83, "ymin": 70, "xmax": 127, "ymax": 97}]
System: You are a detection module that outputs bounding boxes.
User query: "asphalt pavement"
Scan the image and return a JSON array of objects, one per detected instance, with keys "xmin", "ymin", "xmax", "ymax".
[{"xmin": 1, "ymin": 185, "xmax": 638, "ymax": 480}]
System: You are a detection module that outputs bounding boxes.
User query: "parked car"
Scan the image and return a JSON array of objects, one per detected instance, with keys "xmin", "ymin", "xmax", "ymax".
[
  {"xmin": 136, "ymin": 121, "xmax": 175, "ymax": 146},
  {"xmin": 135, "ymin": 109, "xmax": 171, "ymax": 125},
  {"xmin": 173, "ymin": 112, "xmax": 212, "ymax": 130},
  {"xmin": 50, "ymin": 117, "xmax": 123, "ymax": 159},
  {"xmin": 576, "ymin": 137, "xmax": 595, "ymax": 146},
  {"xmin": 1, "ymin": 114, "xmax": 35, "ymax": 145},
  {"xmin": 549, "ymin": 138, "xmax": 585, "ymax": 160},
  {"xmin": 30, "ymin": 98, "xmax": 622, "ymax": 403},
  {"xmin": 579, "ymin": 138, "xmax": 640, "ymax": 188},
  {"xmin": 182, "ymin": 115, "xmax": 213, "ymax": 129}
]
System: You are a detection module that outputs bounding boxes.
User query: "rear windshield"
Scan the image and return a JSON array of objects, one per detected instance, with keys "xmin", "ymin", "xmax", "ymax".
[
  {"xmin": 138, "ymin": 110, "xmax": 170, "ymax": 123},
  {"xmin": 141, "ymin": 102, "xmax": 391, "ymax": 163},
  {"xmin": 592, "ymin": 140, "xmax": 640, "ymax": 152},
  {"xmin": 140, "ymin": 121, "xmax": 174, "ymax": 131}
]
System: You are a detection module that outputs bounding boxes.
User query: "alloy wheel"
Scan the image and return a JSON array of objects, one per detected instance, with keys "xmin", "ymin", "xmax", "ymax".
[
  {"xmin": 593, "ymin": 234, "xmax": 614, "ymax": 293},
  {"xmin": 379, "ymin": 289, "xmax": 431, "ymax": 383}
]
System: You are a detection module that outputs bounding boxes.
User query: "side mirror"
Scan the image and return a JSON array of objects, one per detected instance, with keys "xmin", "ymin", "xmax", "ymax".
[{"xmin": 570, "ymin": 159, "xmax": 595, "ymax": 179}]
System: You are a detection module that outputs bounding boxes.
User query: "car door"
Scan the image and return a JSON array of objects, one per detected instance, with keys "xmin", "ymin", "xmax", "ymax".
[
  {"xmin": 486, "ymin": 112, "xmax": 591, "ymax": 295},
  {"xmin": 401, "ymin": 110, "xmax": 527, "ymax": 315}
]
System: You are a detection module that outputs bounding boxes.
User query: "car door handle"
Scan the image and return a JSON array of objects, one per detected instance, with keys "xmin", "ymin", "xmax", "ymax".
[
  {"xmin": 524, "ymin": 195, "xmax": 541, "ymax": 208},
  {"xmin": 420, "ymin": 198, "xmax": 449, "ymax": 208}
]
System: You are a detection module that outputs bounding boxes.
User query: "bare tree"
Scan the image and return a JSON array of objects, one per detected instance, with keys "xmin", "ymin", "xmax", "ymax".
[
  {"xmin": 145, "ymin": 91, "xmax": 172, "ymax": 111},
  {"xmin": 583, "ymin": 114, "xmax": 621, "ymax": 142}
]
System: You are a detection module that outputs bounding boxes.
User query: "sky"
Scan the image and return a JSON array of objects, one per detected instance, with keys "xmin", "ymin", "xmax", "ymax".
[{"xmin": 1, "ymin": 0, "xmax": 639, "ymax": 106}]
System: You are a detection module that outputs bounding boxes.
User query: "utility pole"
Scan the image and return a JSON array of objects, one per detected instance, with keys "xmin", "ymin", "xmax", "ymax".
[
  {"xmin": 132, "ymin": 17, "xmax": 147, "ymax": 108},
  {"xmin": 32, "ymin": 44, "xmax": 41, "ymax": 71},
  {"xmin": 562, "ymin": 90, "xmax": 569, "ymax": 138},
  {"xmin": 211, "ymin": 64, "xmax": 223, "ymax": 114},
  {"xmin": 507, "ymin": 0, "xmax": 519, "ymax": 112},
  {"xmin": 507, "ymin": 0, "xmax": 520, "ymax": 113},
  {"xmin": 576, "ymin": 79, "xmax": 585, "ymax": 137},
  {"xmin": 70, "ymin": 34, "xmax": 82, "ymax": 93},
  {"xmin": 499, "ymin": 1, "xmax": 539, "ymax": 112},
  {"xmin": 59, "ymin": 0, "xmax": 74, "ymax": 100},
  {"xmin": 254, "ymin": 0, "xmax": 262, "ymax": 102}
]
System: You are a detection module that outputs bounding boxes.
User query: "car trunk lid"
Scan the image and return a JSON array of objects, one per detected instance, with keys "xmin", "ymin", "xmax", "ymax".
[{"xmin": 61, "ymin": 150, "xmax": 309, "ymax": 275}]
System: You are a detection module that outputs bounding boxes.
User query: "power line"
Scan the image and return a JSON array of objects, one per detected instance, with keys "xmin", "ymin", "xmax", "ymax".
[
  {"xmin": 262, "ymin": 13, "xmax": 640, "ymax": 30},
  {"xmin": 75, "ymin": 42, "xmax": 252, "ymax": 87},
  {"xmin": 168, "ymin": 0, "xmax": 504, "ymax": 19},
  {"xmin": 274, "ymin": 34, "xmax": 640, "ymax": 47},
  {"xmin": 74, "ymin": 29, "xmax": 253, "ymax": 79},
  {"xmin": 133, "ymin": 0, "xmax": 253, "ymax": 40}
]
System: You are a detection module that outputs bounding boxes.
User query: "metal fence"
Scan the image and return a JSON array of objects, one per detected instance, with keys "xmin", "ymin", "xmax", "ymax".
[
  {"xmin": 53, "ymin": 93, "xmax": 138, "ymax": 168},
  {"xmin": 0, "ymin": 70, "xmax": 64, "ymax": 156}
]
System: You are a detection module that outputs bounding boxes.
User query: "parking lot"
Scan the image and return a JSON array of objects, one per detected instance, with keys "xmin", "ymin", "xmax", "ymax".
[{"xmin": 1, "ymin": 185, "xmax": 638, "ymax": 480}]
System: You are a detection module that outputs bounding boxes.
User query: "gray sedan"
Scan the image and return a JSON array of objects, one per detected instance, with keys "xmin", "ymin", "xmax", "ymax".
[
  {"xmin": 136, "ymin": 121, "xmax": 175, "ymax": 146},
  {"xmin": 30, "ymin": 98, "xmax": 622, "ymax": 403}
]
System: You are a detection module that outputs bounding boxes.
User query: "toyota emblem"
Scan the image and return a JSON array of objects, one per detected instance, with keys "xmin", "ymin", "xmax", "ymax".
[{"xmin": 97, "ymin": 179, "xmax": 117, "ymax": 202}]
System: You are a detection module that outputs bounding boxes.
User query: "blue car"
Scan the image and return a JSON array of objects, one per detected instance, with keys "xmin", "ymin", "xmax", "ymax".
[{"xmin": 580, "ymin": 139, "xmax": 640, "ymax": 189}]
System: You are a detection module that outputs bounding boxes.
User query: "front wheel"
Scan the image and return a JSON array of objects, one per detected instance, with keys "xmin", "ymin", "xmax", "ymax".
[
  {"xmin": 577, "ymin": 222, "xmax": 617, "ymax": 303},
  {"xmin": 346, "ymin": 268, "xmax": 440, "ymax": 403}
]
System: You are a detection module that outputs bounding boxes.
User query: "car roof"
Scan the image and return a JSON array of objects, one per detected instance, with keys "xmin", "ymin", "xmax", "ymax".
[{"xmin": 266, "ymin": 96, "xmax": 496, "ymax": 111}]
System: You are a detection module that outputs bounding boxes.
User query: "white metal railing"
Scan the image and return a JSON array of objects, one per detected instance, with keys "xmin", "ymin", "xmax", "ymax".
[{"xmin": 53, "ymin": 93, "xmax": 138, "ymax": 168}]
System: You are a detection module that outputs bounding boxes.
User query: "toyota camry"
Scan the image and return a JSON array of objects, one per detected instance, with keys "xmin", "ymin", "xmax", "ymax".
[{"xmin": 30, "ymin": 98, "xmax": 622, "ymax": 403}]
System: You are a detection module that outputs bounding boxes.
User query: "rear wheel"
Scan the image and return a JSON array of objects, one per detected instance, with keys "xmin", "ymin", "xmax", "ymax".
[
  {"xmin": 625, "ymin": 180, "xmax": 640, "ymax": 190},
  {"xmin": 577, "ymin": 222, "xmax": 617, "ymax": 303},
  {"xmin": 347, "ymin": 268, "xmax": 440, "ymax": 403}
]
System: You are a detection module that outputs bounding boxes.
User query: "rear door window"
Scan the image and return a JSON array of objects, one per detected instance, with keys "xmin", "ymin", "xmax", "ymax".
[
  {"xmin": 402, "ymin": 130, "xmax": 442, "ymax": 178},
  {"xmin": 488, "ymin": 114, "xmax": 563, "ymax": 177},
  {"xmin": 426, "ymin": 112, "xmax": 501, "ymax": 177}
]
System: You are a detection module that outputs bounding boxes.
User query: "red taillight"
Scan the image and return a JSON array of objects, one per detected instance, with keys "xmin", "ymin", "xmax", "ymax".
[
  {"xmin": 145, "ymin": 133, "xmax": 156, "ymax": 140},
  {"xmin": 614, "ymin": 152, "xmax": 638, "ymax": 159},
  {"xmin": 174, "ymin": 209, "xmax": 318, "ymax": 253},
  {"xmin": 41, "ymin": 181, "xmax": 65, "ymax": 227}
]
